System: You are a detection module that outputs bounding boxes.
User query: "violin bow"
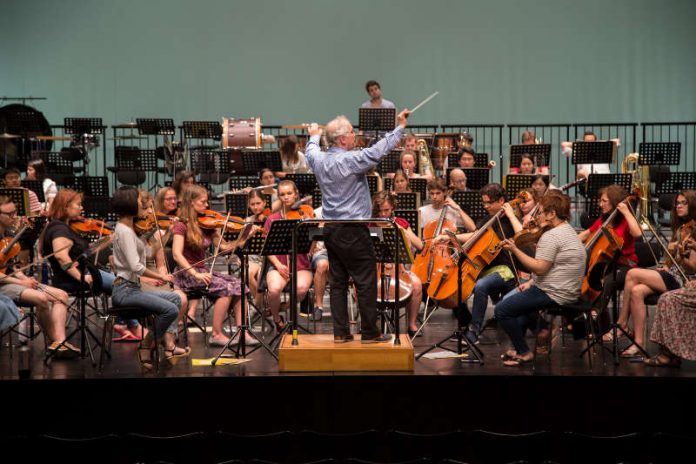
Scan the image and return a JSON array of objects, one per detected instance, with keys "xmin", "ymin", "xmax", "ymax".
[
  {"xmin": 206, "ymin": 210, "xmax": 232, "ymax": 290},
  {"xmin": 149, "ymin": 205, "xmax": 173, "ymax": 288},
  {"xmin": 0, "ymin": 242, "xmax": 73, "ymax": 283}
]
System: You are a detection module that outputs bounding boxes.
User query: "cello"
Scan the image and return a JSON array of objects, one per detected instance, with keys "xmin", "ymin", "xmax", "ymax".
[
  {"xmin": 580, "ymin": 193, "xmax": 638, "ymax": 303},
  {"xmin": 427, "ymin": 192, "xmax": 528, "ymax": 308},
  {"xmin": 412, "ymin": 204, "xmax": 457, "ymax": 285}
]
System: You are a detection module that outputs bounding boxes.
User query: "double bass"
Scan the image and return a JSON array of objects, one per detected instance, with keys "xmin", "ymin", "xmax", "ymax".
[
  {"xmin": 412, "ymin": 204, "xmax": 457, "ymax": 285},
  {"xmin": 427, "ymin": 192, "xmax": 528, "ymax": 308}
]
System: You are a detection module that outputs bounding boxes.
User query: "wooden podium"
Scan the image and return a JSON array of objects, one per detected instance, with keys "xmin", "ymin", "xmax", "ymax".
[{"xmin": 278, "ymin": 334, "xmax": 414, "ymax": 372}]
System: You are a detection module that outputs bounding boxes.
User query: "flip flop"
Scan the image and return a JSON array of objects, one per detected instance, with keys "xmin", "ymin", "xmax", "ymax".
[
  {"xmin": 644, "ymin": 355, "xmax": 681, "ymax": 368},
  {"xmin": 503, "ymin": 354, "xmax": 534, "ymax": 367},
  {"xmin": 113, "ymin": 331, "xmax": 141, "ymax": 343}
]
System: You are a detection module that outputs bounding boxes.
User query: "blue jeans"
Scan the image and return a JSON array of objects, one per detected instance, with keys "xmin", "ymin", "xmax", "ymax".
[
  {"xmin": 470, "ymin": 273, "xmax": 515, "ymax": 331},
  {"xmin": 494, "ymin": 285, "xmax": 554, "ymax": 355},
  {"xmin": 112, "ymin": 281, "xmax": 180, "ymax": 337},
  {"xmin": 60, "ymin": 269, "xmax": 115, "ymax": 294},
  {"xmin": 0, "ymin": 293, "xmax": 20, "ymax": 332}
]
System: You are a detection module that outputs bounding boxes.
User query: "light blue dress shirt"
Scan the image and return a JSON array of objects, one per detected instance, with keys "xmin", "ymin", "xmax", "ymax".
[
  {"xmin": 305, "ymin": 126, "xmax": 404, "ymax": 220},
  {"xmin": 361, "ymin": 98, "xmax": 396, "ymax": 109}
]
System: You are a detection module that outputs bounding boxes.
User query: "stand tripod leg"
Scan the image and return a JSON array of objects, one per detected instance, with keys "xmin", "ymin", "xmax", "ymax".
[{"xmin": 415, "ymin": 329, "xmax": 484, "ymax": 364}]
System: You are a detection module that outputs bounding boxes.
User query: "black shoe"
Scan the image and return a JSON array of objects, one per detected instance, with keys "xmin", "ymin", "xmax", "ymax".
[
  {"xmin": 334, "ymin": 334, "xmax": 354, "ymax": 343},
  {"xmin": 361, "ymin": 334, "xmax": 392, "ymax": 344},
  {"xmin": 464, "ymin": 330, "xmax": 479, "ymax": 345},
  {"xmin": 311, "ymin": 307, "xmax": 323, "ymax": 322},
  {"xmin": 407, "ymin": 329, "xmax": 423, "ymax": 338}
]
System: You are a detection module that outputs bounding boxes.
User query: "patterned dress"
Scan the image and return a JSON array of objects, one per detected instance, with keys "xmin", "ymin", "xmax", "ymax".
[{"xmin": 650, "ymin": 284, "xmax": 696, "ymax": 360}]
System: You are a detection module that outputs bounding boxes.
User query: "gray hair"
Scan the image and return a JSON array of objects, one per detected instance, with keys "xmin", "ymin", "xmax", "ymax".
[{"xmin": 325, "ymin": 115, "xmax": 352, "ymax": 146}]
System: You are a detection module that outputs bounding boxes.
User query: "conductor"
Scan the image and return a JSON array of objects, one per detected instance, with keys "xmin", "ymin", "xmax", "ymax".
[{"xmin": 305, "ymin": 108, "xmax": 410, "ymax": 343}]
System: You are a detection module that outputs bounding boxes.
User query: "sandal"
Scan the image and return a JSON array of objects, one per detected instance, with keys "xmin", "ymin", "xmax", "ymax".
[
  {"xmin": 163, "ymin": 346, "xmax": 191, "ymax": 366},
  {"xmin": 500, "ymin": 349, "xmax": 518, "ymax": 360},
  {"xmin": 503, "ymin": 353, "xmax": 534, "ymax": 367},
  {"xmin": 644, "ymin": 354, "xmax": 681, "ymax": 368},
  {"xmin": 620, "ymin": 344, "xmax": 642, "ymax": 358},
  {"xmin": 137, "ymin": 336, "xmax": 156, "ymax": 370},
  {"xmin": 274, "ymin": 315, "xmax": 286, "ymax": 334}
]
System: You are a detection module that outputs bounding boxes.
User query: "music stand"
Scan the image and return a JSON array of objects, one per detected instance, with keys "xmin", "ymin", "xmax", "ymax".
[
  {"xmin": 136, "ymin": 118, "xmax": 175, "ymax": 136},
  {"xmin": 510, "ymin": 144, "xmax": 551, "ymax": 169},
  {"xmin": 73, "ymin": 176, "xmax": 110, "ymax": 197},
  {"xmin": 182, "ymin": 121, "xmax": 222, "ymax": 140},
  {"xmin": 446, "ymin": 168, "xmax": 490, "ymax": 192},
  {"xmin": 261, "ymin": 219, "xmax": 312, "ymax": 348},
  {"xmin": 286, "ymin": 173, "xmax": 317, "ymax": 197},
  {"xmin": 82, "ymin": 196, "xmax": 117, "ymax": 226},
  {"xmin": 211, "ymin": 228, "xmax": 276, "ymax": 364},
  {"xmin": 475, "ymin": 153, "xmax": 489, "ymax": 168},
  {"xmin": 0, "ymin": 188, "xmax": 29, "ymax": 216},
  {"xmin": 358, "ymin": 108, "xmax": 396, "ymax": 134},
  {"xmin": 224, "ymin": 193, "xmax": 249, "ymax": 217},
  {"xmin": 377, "ymin": 150, "xmax": 403, "ymax": 175},
  {"xmin": 585, "ymin": 173, "xmax": 633, "ymax": 224},
  {"xmin": 571, "ymin": 141, "xmax": 614, "ymax": 175},
  {"xmin": 395, "ymin": 192, "xmax": 419, "ymax": 210},
  {"xmin": 190, "ymin": 150, "xmax": 231, "ymax": 185},
  {"xmin": 372, "ymin": 226, "xmax": 412, "ymax": 342},
  {"xmin": 395, "ymin": 210, "xmax": 419, "ymax": 233},
  {"xmin": 451, "ymin": 191, "xmax": 486, "ymax": 223},
  {"xmin": 241, "ymin": 150, "xmax": 283, "ymax": 173},
  {"xmin": 367, "ymin": 175, "xmax": 379, "ymax": 196},
  {"xmin": 408, "ymin": 178, "xmax": 428, "ymax": 201},
  {"xmin": 655, "ymin": 172, "xmax": 696, "ymax": 196},
  {"xmin": 639, "ymin": 142, "xmax": 681, "ymax": 167},
  {"xmin": 504, "ymin": 174, "xmax": 542, "ymax": 198},
  {"xmin": 20, "ymin": 180, "xmax": 45, "ymax": 204},
  {"xmin": 64, "ymin": 118, "xmax": 104, "ymax": 135},
  {"xmin": 312, "ymin": 186, "xmax": 322, "ymax": 209}
]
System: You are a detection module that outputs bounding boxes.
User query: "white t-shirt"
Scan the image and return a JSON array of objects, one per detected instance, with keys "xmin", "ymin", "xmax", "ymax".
[{"xmin": 534, "ymin": 222, "xmax": 586, "ymax": 304}]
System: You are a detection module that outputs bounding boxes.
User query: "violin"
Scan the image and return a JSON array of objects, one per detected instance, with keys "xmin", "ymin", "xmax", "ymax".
[
  {"xmin": 511, "ymin": 219, "xmax": 553, "ymax": 250},
  {"xmin": 197, "ymin": 210, "xmax": 246, "ymax": 231},
  {"xmin": 0, "ymin": 221, "xmax": 33, "ymax": 273},
  {"xmin": 134, "ymin": 216, "xmax": 157, "ymax": 236},
  {"xmin": 285, "ymin": 196, "xmax": 315, "ymax": 220},
  {"xmin": 677, "ymin": 219, "xmax": 696, "ymax": 260},
  {"xmin": 70, "ymin": 217, "xmax": 113, "ymax": 236}
]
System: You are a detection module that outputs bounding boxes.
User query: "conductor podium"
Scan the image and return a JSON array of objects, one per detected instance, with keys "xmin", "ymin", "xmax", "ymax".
[{"xmin": 277, "ymin": 217, "xmax": 414, "ymax": 372}]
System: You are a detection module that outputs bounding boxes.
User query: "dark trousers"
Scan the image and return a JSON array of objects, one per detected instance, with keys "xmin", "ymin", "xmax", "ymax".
[{"xmin": 324, "ymin": 224, "xmax": 379, "ymax": 339}]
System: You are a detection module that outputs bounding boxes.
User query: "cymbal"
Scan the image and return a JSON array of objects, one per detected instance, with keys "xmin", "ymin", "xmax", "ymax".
[
  {"xmin": 0, "ymin": 132, "xmax": 20, "ymax": 139},
  {"xmin": 112, "ymin": 122, "xmax": 138, "ymax": 128},
  {"xmin": 109, "ymin": 135, "xmax": 147, "ymax": 140},
  {"xmin": 33, "ymin": 135, "xmax": 72, "ymax": 141}
]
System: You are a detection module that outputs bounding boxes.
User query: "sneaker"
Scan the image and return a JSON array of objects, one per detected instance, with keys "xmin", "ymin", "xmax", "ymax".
[
  {"xmin": 334, "ymin": 334, "xmax": 354, "ymax": 343},
  {"xmin": 311, "ymin": 307, "xmax": 323, "ymax": 322},
  {"xmin": 361, "ymin": 334, "xmax": 392, "ymax": 344},
  {"xmin": 208, "ymin": 336, "xmax": 231, "ymax": 347}
]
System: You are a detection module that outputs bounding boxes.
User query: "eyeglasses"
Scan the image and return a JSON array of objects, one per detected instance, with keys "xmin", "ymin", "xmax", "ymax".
[
  {"xmin": 676, "ymin": 200, "xmax": 689, "ymax": 206},
  {"xmin": 481, "ymin": 200, "xmax": 496, "ymax": 205},
  {"xmin": 0, "ymin": 210, "xmax": 17, "ymax": 217}
]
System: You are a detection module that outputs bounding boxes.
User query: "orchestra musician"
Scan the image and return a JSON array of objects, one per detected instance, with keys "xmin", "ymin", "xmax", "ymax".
[
  {"xmin": 305, "ymin": 109, "xmax": 409, "ymax": 343},
  {"xmin": 391, "ymin": 169, "xmax": 411, "ymax": 194},
  {"xmin": 576, "ymin": 185, "xmax": 642, "ymax": 338},
  {"xmin": 110, "ymin": 187, "xmax": 189, "ymax": 368},
  {"xmin": 449, "ymin": 168, "xmax": 468, "ymax": 193},
  {"xmin": 387, "ymin": 151, "xmax": 433, "ymax": 181},
  {"xmin": 502, "ymin": 188, "xmax": 539, "ymax": 231},
  {"xmin": 431, "ymin": 183, "xmax": 517, "ymax": 343},
  {"xmin": 521, "ymin": 130, "xmax": 536, "ymax": 145},
  {"xmin": 263, "ymin": 180, "xmax": 314, "ymax": 333},
  {"xmin": 615, "ymin": 190, "xmax": 696, "ymax": 357},
  {"xmin": 171, "ymin": 185, "xmax": 257, "ymax": 347},
  {"xmin": 361, "ymin": 80, "xmax": 396, "ymax": 109},
  {"xmin": 171, "ymin": 170, "xmax": 195, "ymax": 200},
  {"xmin": 419, "ymin": 179, "xmax": 475, "ymax": 234},
  {"xmin": 0, "ymin": 196, "xmax": 76, "ymax": 357},
  {"xmin": 244, "ymin": 190, "xmax": 269, "ymax": 312},
  {"xmin": 402, "ymin": 134, "xmax": 417, "ymax": 152},
  {"xmin": 530, "ymin": 174, "xmax": 551, "ymax": 197},
  {"xmin": 458, "ymin": 132, "xmax": 474, "ymax": 151},
  {"xmin": 3, "ymin": 167, "xmax": 42, "ymax": 267},
  {"xmin": 495, "ymin": 191, "xmax": 586, "ymax": 366},
  {"xmin": 155, "ymin": 187, "xmax": 179, "ymax": 217},
  {"xmin": 275, "ymin": 135, "xmax": 310, "ymax": 178},
  {"xmin": 372, "ymin": 191, "xmax": 424, "ymax": 337},
  {"xmin": 457, "ymin": 147, "xmax": 476, "ymax": 168},
  {"xmin": 26, "ymin": 158, "xmax": 58, "ymax": 211},
  {"xmin": 308, "ymin": 206, "xmax": 328, "ymax": 322}
]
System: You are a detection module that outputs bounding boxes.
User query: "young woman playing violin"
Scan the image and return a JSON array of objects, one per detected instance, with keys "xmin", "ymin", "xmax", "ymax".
[
  {"xmin": 577, "ymin": 185, "xmax": 642, "ymax": 337},
  {"xmin": 0, "ymin": 196, "xmax": 76, "ymax": 357},
  {"xmin": 171, "ymin": 185, "xmax": 258, "ymax": 347},
  {"xmin": 244, "ymin": 190, "xmax": 268, "ymax": 310},
  {"xmin": 502, "ymin": 188, "xmax": 539, "ymax": 232},
  {"xmin": 111, "ymin": 187, "xmax": 190, "ymax": 368},
  {"xmin": 372, "ymin": 191, "xmax": 424, "ymax": 337},
  {"xmin": 615, "ymin": 190, "xmax": 696, "ymax": 358},
  {"xmin": 263, "ymin": 180, "xmax": 313, "ymax": 332}
]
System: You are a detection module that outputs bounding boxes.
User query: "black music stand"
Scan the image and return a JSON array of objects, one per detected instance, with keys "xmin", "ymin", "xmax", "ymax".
[
  {"xmin": 395, "ymin": 192, "xmax": 419, "ymax": 210},
  {"xmin": 377, "ymin": 150, "xmax": 403, "ymax": 175},
  {"xmin": 182, "ymin": 121, "xmax": 222, "ymax": 140},
  {"xmin": 212, "ymin": 228, "xmax": 275, "ymax": 364},
  {"xmin": 64, "ymin": 118, "xmax": 103, "ymax": 170},
  {"xmin": 224, "ymin": 193, "xmax": 249, "ymax": 217},
  {"xmin": 408, "ymin": 178, "xmax": 428, "ymax": 201},
  {"xmin": 504, "ymin": 174, "xmax": 540, "ymax": 198},
  {"xmin": 639, "ymin": 142, "xmax": 681, "ymax": 167},
  {"xmin": 367, "ymin": 175, "xmax": 380, "ymax": 196},
  {"xmin": 20, "ymin": 180, "xmax": 45, "ymax": 205},
  {"xmin": 510, "ymin": 144, "xmax": 551, "ymax": 169},
  {"xmin": 312, "ymin": 186, "xmax": 322, "ymax": 209},
  {"xmin": 447, "ymin": 167, "xmax": 490, "ymax": 192},
  {"xmin": 395, "ymin": 210, "xmax": 419, "ymax": 233},
  {"xmin": 241, "ymin": 150, "xmax": 282, "ymax": 174},
  {"xmin": 474, "ymin": 153, "xmax": 489, "ymax": 168},
  {"xmin": 190, "ymin": 150, "xmax": 231, "ymax": 185},
  {"xmin": 136, "ymin": 118, "xmax": 175, "ymax": 136},
  {"xmin": 451, "ymin": 191, "xmax": 486, "ymax": 223},
  {"xmin": 261, "ymin": 219, "xmax": 312, "ymax": 349},
  {"xmin": 358, "ymin": 108, "xmax": 396, "ymax": 135},
  {"xmin": 572, "ymin": 141, "xmax": 614, "ymax": 177},
  {"xmin": 286, "ymin": 173, "xmax": 317, "ymax": 197},
  {"xmin": 416, "ymin": 246, "xmax": 484, "ymax": 364},
  {"xmin": 228, "ymin": 175, "xmax": 259, "ymax": 191},
  {"xmin": 372, "ymin": 226, "xmax": 411, "ymax": 344},
  {"xmin": 0, "ymin": 188, "xmax": 29, "ymax": 217},
  {"xmin": 73, "ymin": 176, "xmax": 110, "ymax": 197},
  {"xmin": 82, "ymin": 196, "xmax": 117, "ymax": 225},
  {"xmin": 584, "ymin": 174, "xmax": 632, "ymax": 224},
  {"xmin": 655, "ymin": 172, "xmax": 696, "ymax": 196}
]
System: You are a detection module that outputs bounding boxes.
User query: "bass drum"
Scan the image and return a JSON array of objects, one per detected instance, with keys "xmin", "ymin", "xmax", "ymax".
[
  {"xmin": 0, "ymin": 104, "xmax": 52, "ymax": 167},
  {"xmin": 222, "ymin": 117, "xmax": 261, "ymax": 149}
]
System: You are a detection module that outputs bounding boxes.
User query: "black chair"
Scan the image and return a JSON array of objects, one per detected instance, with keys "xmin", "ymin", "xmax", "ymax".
[{"xmin": 99, "ymin": 304, "xmax": 161, "ymax": 371}]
